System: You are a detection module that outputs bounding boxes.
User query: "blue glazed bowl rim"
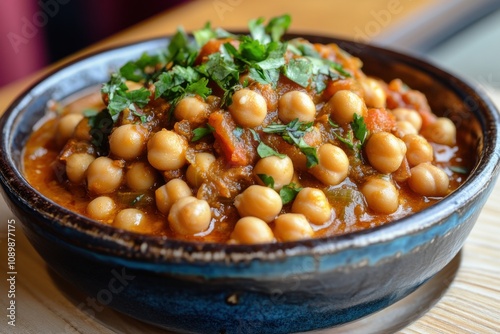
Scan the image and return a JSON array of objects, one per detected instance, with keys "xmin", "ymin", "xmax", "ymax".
[{"xmin": 1, "ymin": 33, "xmax": 499, "ymax": 262}]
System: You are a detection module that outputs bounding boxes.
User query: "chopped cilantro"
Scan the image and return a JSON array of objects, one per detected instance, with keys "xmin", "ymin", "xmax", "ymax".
[
  {"xmin": 258, "ymin": 174, "xmax": 275, "ymax": 188},
  {"xmin": 154, "ymin": 66, "xmax": 211, "ymax": 112},
  {"xmin": 249, "ymin": 129, "xmax": 261, "ymax": 141},
  {"xmin": 193, "ymin": 22, "xmax": 217, "ymax": 48},
  {"xmin": 279, "ymin": 183, "xmax": 302, "ymax": 204},
  {"xmin": 263, "ymin": 119, "xmax": 318, "ymax": 168},
  {"xmin": 329, "ymin": 114, "xmax": 369, "ymax": 154},
  {"xmin": 166, "ymin": 26, "xmax": 198, "ymax": 67},
  {"xmin": 283, "ymin": 58, "xmax": 313, "ymax": 87},
  {"xmin": 119, "ymin": 52, "xmax": 164, "ymax": 82},
  {"xmin": 223, "ymin": 39, "xmax": 286, "ymax": 87},
  {"xmin": 249, "ymin": 14, "xmax": 291, "ymax": 44},
  {"xmin": 192, "ymin": 124, "xmax": 215, "ymax": 142},
  {"xmin": 285, "ymin": 39, "xmax": 351, "ymax": 92},
  {"xmin": 102, "ymin": 73, "xmax": 151, "ymax": 122},
  {"xmin": 197, "ymin": 51, "xmax": 241, "ymax": 106},
  {"xmin": 257, "ymin": 142, "xmax": 286, "ymax": 159},
  {"xmin": 265, "ymin": 14, "xmax": 291, "ymax": 42},
  {"xmin": 352, "ymin": 113, "xmax": 369, "ymax": 144}
]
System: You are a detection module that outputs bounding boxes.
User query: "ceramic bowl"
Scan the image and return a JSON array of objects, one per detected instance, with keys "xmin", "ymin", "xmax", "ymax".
[{"xmin": 1, "ymin": 34, "xmax": 499, "ymax": 334}]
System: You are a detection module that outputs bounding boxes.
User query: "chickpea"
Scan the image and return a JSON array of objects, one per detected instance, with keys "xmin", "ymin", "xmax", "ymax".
[
  {"xmin": 56, "ymin": 114, "xmax": 84, "ymax": 147},
  {"xmin": 309, "ymin": 144, "xmax": 349, "ymax": 186},
  {"xmin": 361, "ymin": 177, "xmax": 399, "ymax": 214},
  {"xmin": 229, "ymin": 217, "xmax": 274, "ymax": 244},
  {"xmin": 253, "ymin": 155, "xmax": 294, "ymax": 190},
  {"xmin": 403, "ymin": 134, "xmax": 433, "ymax": 167},
  {"xmin": 228, "ymin": 88, "xmax": 267, "ymax": 128},
  {"xmin": 392, "ymin": 108, "xmax": 422, "ymax": 132},
  {"xmin": 274, "ymin": 213, "xmax": 314, "ymax": 242},
  {"xmin": 291, "ymin": 188, "xmax": 331, "ymax": 225},
  {"xmin": 234, "ymin": 185, "xmax": 282, "ymax": 223},
  {"xmin": 326, "ymin": 90, "xmax": 366, "ymax": 125},
  {"xmin": 421, "ymin": 117, "xmax": 456, "ymax": 146},
  {"xmin": 361, "ymin": 77, "xmax": 386, "ymax": 108},
  {"xmin": 147, "ymin": 129, "xmax": 188, "ymax": 170},
  {"xmin": 65, "ymin": 153, "xmax": 95, "ymax": 184},
  {"xmin": 186, "ymin": 152, "xmax": 216, "ymax": 187},
  {"xmin": 155, "ymin": 179, "xmax": 192, "ymax": 215},
  {"xmin": 174, "ymin": 96, "xmax": 209, "ymax": 124},
  {"xmin": 408, "ymin": 162, "xmax": 449, "ymax": 197},
  {"xmin": 365, "ymin": 132, "xmax": 407, "ymax": 174},
  {"xmin": 109, "ymin": 124, "xmax": 147, "ymax": 160},
  {"xmin": 113, "ymin": 208, "xmax": 148, "ymax": 233},
  {"xmin": 87, "ymin": 157, "xmax": 123, "ymax": 194},
  {"xmin": 394, "ymin": 121, "xmax": 418, "ymax": 138},
  {"xmin": 278, "ymin": 91, "xmax": 316, "ymax": 124},
  {"xmin": 168, "ymin": 196, "xmax": 212, "ymax": 235},
  {"xmin": 126, "ymin": 162, "xmax": 157, "ymax": 191},
  {"xmin": 86, "ymin": 196, "xmax": 116, "ymax": 222}
]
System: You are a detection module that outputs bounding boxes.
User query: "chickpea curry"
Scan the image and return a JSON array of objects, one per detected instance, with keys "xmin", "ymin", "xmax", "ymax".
[{"xmin": 23, "ymin": 16, "xmax": 473, "ymax": 244}]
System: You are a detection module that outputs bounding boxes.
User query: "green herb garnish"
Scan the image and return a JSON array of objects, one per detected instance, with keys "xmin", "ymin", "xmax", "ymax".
[
  {"xmin": 279, "ymin": 182, "xmax": 303, "ymax": 204},
  {"xmin": 329, "ymin": 115, "xmax": 368, "ymax": 153},
  {"xmin": 258, "ymin": 174, "xmax": 275, "ymax": 188},
  {"xmin": 257, "ymin": 142, "xmax": 286, "ymax": 159},
  {"xmin": 101, "ymin": 73, "xmax": 151, "ymax": 122},
  {"xmin": 192, "ymin": 124, "xmax": 215, "ymax": 142},
  {"xmin": 263, "ymin": 119, "xmax": 318, "ymax": 168},
  {"xmin": 352, "ymin": 113, "xmax": 368, "ymax": 144}
]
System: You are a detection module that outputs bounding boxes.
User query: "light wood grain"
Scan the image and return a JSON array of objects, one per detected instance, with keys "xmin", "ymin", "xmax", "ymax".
[{"xmin": 1, "ymin": 1, "xmax": 499, "ymax": 333}]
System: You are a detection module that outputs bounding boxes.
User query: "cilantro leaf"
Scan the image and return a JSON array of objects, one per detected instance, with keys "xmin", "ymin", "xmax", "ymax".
[
  {"xmin": 283, "ymin": 58, "xmax": 313, "ymax": 87},
  {"xmin": 279, "ymin": 182, "xmax": 302, "ymax": 204},
  {"xmin": 257, "ymin": 174, "xmax": 275, "ymax": 188},
  {"xmin": 352, "ymin": 113, "xmax": 368, "ymax": 144},
  {"xmin": 167, "ymin": 27, "xmax": 198, "ymax": 66},
  {"xmin": 330, "ymin": 114, "xmax": 368, "ymax": 155},
  {"xmin": 197, "ymin": 51, "xmax": 240, "ymax": 106},
  {"xmin": 257, "ymin": 142, "xmax": 286, "ymax": 159},
  {"xmin": 185, "ymin": 77, "xmax": 211, "ymax": 99},
  {"xmin": 102, "ymin": 72, "xmax": 151, "ymax": 122},
  {"xmin": 154, "ymin": 65, "xmax": 212, "ymax": 111},
  {"xmin": 263, "ymin": 119, "xmax": 318, "ymax": 168},
  {"xmin": 192, "ymin": 124, "xmax": 214, "ymax": 142},
  {"xmin": 193, "ymin": 22, "xmax": 217, "ymax": 47},
  {"xmin": 106, "ymin": 87, "xmax": 151, "ymax": 121},
  {"xmin": 249, "ymin": 17, "xmax": 268, "ymax": 44},
  {"xmin": 119, "ymin": 52, "xmax": 164, "ymax": 82},
  {"xmin": 265, "ymin": 14, "xmax": 291, "ymax": 42},
  {"xmin": 249, "ymin": 15, "xmax": 291, "ymax": 44}
]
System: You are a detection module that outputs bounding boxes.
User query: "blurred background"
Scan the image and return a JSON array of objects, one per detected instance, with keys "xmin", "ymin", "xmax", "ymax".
[
  {"xmin": 0, "ymin": 0, "xmax": 186, "ymax": 87},
  {"xmin": 1, "ymin": 0, "xmax": 500, "ymax": 93}
]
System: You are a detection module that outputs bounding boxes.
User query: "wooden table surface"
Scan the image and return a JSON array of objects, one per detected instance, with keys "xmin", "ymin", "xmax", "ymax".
[{"xmin": 1, "ymin": 1, "xmax": 499, "ymax": 333}]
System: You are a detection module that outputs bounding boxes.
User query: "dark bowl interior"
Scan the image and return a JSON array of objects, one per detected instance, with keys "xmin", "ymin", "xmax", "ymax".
[{"xmin": 1, "ymin": 34, "xmax": 499, "ymax": 333}]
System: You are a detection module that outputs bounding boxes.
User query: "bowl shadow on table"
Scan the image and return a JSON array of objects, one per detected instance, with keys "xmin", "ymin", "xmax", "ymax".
[{"xmin": 46, "ymin": 251, "xmax": 462, "ymax": 334}]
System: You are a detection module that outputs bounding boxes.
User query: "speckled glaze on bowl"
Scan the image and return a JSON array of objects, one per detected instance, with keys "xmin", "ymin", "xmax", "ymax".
[{"xmin": 1, "ymin": 34, "xmax": 499, "ymax": 334}]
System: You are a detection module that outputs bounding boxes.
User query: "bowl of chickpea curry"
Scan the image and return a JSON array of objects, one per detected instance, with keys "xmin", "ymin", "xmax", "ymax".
[{"xmin": 1, "ymin": 15, "xmax": 499, "ymax": 333}]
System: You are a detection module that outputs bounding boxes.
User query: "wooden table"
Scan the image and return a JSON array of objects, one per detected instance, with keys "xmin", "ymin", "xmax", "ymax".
[{"xmin": 1, "ymin": 1, "xmax": 499, "ymax": 333}]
